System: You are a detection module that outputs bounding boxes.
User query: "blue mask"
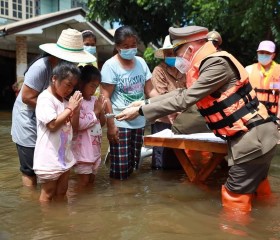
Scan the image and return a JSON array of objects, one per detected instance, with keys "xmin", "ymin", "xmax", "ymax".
[
  {"xmin": 119, "ymin": 48, "xmax": 137, "ymax": 60},
  {"xmin": 258, "ymin": 54, "xmax": 272, "ymax": 66},
  {"xmin": 84, "ymin": 46, "xmax": 96, "ymax": 55},
  {"xmin": 165, "ymin": 57, "xmax": 176, "ymax": 67}
]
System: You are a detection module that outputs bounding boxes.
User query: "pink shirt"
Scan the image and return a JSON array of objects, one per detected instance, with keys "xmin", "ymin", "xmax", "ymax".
[
  {"xmin": 72, "ymin": 96, "xmax": 102, "ymax": 167},
  {"xmin": 33, "ymin": 90, "xmax": 76, "ymax": 175}
]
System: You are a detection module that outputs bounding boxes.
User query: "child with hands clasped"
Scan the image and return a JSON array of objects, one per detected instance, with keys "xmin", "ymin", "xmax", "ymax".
[
  {"xmin": 33, "ymin": 61, "xmax": 83, "ymax": 202},
  {"xmin": 72, "ymin": 65, "xmax": 106, "ymax": 187}
]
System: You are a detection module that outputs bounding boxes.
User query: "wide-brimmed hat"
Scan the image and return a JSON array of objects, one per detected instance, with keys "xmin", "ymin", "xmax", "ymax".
[
  {"xmin": 39, "ymin": 28, "xmax": 96, "ymax": 63},
  {"xmin": 257, "ymin": 40, "xmax": 276, "ymax": 53},
  {"xmin": 154, "ymin": 35, "xmax": 173, "ymax": 59}
]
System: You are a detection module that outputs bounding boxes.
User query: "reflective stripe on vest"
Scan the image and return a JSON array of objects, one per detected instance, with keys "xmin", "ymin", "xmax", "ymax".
[
  {"xmin": 247, "ymin": 63, "xmax": 280, "ymax": 115},
  {"xmin": 254, "ymin": 88, "xmax": 279, "ymax": 115}
]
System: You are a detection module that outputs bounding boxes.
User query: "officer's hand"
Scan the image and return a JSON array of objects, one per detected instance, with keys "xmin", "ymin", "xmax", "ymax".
[{"xmin": 116, "ymin": 107, "xmax": 140, "ymax": 121}]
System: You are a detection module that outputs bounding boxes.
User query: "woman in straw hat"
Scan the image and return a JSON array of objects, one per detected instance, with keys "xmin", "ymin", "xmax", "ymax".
[
  {"xmin": 11, "ymin": 28, "xmax": 95, "ymax": 187},
  {"xmin": 100, "ymin": 25, "xmax": 157, "ymax": 180},
  {"xmin": 150, "ymin": 35, "xmax": 186, "ymax": 169}
]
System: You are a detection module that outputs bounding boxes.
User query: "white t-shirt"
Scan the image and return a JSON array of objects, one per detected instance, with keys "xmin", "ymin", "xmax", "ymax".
[
  {"xmin": 101, "ymin": 56, "xmax": 152, "ymax": 129},
  {"xmin": 33, "ymin": 90, "xmax": 76, "ymax": 175}
]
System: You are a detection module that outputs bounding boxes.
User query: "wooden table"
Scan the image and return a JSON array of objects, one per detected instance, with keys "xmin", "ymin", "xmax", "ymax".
[{"xmin": 143, "ymin": 130, "xmax": 228, "ymax": 182}]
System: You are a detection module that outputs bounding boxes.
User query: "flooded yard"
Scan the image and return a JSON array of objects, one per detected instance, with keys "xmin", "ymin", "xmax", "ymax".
[{"xmin": 0, "ymin": 111, "xmax": 280, "ymax": 240}]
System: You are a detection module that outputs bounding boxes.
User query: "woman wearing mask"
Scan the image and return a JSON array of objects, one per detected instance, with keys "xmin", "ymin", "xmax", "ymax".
[
  {"xmin": 82, "ymin": 30, "xmax": 98, "ymax": 68},
  {"xmin": 245, "ymin": 40, "xmax": 280, "ymax": 117},
  {"xmin": 150, "ymin": 35, "xmax": 185, "ymax": 169},
  {"xmin": 80, "ymin": 30, "xmax": 99, "ymax": 96},
  {"xmin": 101, "ymin": 25, "xmax": 157, "ymax": 180}
]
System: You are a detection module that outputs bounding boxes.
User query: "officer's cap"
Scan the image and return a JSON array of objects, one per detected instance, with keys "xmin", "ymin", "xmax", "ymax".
[
  {"xmin": 207, "ymin": 30, "xmax": 222, "ymax": 46},
  {"xmin": 169, "ymin": 26, "xmax": 208, "ymax": 49}
]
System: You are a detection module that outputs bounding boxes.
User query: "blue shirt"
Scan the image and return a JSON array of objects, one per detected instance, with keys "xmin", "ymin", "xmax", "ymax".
[{"xmin": 101, "ymin": 56, "xmax": 152, "ymax": 129}]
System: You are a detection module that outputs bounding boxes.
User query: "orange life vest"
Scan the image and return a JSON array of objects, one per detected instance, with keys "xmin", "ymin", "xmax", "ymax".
[
  {"xmin": 246, "ymin": 62, "xmax": 280, "ymax": 115},
  {"xmin": 186, "ymin": 42, "xmax": 269, "ymax": 139}
]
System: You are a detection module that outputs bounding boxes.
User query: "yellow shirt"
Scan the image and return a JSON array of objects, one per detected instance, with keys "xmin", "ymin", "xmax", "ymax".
[{"xmin": 260, "ymin": 61, "xmax": 277, "ymax": 87}]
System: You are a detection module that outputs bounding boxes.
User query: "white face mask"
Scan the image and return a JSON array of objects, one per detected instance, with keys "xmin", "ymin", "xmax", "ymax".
[
  {"xmin": 175, "ymin": 57, "xmax": 191, "ymax": 73},
  {"xmin": 175, "ymin": 46, "xmax": 191, "ymax": 73}
]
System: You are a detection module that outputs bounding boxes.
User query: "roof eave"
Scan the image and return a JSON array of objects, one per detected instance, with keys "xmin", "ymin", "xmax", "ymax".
[{"xmin": 0, "ymin": 8, "xmax": 86, "ymax": 36}]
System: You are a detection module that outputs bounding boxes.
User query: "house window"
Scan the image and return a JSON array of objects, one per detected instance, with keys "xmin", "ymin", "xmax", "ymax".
[
  {"xmin": 71, "ymin": 0, "xmax": 77, "ymax": 7},
  {"xmin": 0, "ymin": 0, "xmax": 9, "ymax": 16},
  {"xmin": 1, "ymin": 0, "xmax": 38, "ymax": 19},
  {"xmin": 25, "ymin": 0, "xmax": 33, "ymax": 18},
  {"xmin": 12, "ymin": 0, "xmax": 23, "ymax": 19},
  {"xmin": 71, "ymin": 0, "xmax": 87, "ymax": 10},
  {"xmin": 35, "ymin": 0, "xmax": 40, "ymax": 16}
]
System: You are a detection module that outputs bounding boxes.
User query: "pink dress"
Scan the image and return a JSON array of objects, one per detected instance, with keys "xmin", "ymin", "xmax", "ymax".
[
  {"xmin": 33, "ymin": 90, "xmax": 76, "ymax": 181},
  {"xmin": 72, "ymin": 96, "xmax": 102, "ymax": 174}
]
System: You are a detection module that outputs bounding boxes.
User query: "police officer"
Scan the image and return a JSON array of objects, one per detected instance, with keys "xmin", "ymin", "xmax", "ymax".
[{"xmin": 207, "ymin": 30, "xmax": 222, "ymax": 50}]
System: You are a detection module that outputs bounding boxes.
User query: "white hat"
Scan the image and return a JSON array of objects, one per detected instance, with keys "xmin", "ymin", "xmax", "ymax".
[
  {"xmin": 39, "ymin": 28, "xmax": 96, "ymax": 63},
  {"xmin": 154, "ymin": 35, "xmax": 173, "ymax": 59},
  {"xmin": 257, "ymin": 40, "xmax": 276, "ymax": 53}
]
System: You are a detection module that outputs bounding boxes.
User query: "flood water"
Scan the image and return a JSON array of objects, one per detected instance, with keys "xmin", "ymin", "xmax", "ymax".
[{"xmin": 0, "ymin": 111, "xmax": 280, "ymax": 240}]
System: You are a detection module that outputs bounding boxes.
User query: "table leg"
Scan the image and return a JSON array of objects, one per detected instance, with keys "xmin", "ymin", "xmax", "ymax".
[
  {"xmin": 173, "ymin": 149, "xmax": 197, "ymax": 182},
  {"xmin": 197, "ymin": 153, "xmax": 225, "ymax": 181}
]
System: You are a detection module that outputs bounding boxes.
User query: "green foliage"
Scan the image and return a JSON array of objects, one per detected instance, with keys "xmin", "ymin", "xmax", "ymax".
[
  {"xmin": 187, "ymin": 0, "xmax": 280, "ymax": 65},
  {"xmin": 87, "ymin": 0, "xmax": 280, "ymax": 65},
  {"xmin": 88, "ymin": 0, "xmax": 189, "ymax": 47},
  {"xmin": 143, "ymin": 47, "xmax": 161, "ymax": 71}
]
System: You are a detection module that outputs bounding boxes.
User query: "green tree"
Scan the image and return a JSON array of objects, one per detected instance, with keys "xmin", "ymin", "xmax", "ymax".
[
  {"xmin": 88, "ymin": 0, "xmax": 280, "ymax": 65},
  {"xmin": 143, "ymin": 47, "xmax": 161, "ymax": 70},
  {"xmin": 187, "ymin": 0, "xmax": 280, "ymax": 65},
  {"xmin": 87, "ymin": 0, "xmax": 190, "ymax": 47}
]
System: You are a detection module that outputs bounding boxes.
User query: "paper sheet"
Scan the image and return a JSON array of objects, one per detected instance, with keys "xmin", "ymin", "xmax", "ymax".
[{"xmin": 146, "ymin": 129, "xmax": 226, "ymax": 143}]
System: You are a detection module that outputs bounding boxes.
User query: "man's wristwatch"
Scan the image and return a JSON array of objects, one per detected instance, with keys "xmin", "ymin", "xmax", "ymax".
[{"xmin": 138, "ymin": 106, "xmax": 144, "ymax": 116}]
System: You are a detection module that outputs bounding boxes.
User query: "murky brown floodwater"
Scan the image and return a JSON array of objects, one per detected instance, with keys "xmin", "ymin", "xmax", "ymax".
[{"xmin": 0, "ymin": 111, "xmax": 280, "ymax": 240}]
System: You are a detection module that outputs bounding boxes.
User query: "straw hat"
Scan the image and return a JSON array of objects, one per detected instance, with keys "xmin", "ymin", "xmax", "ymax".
[
  {"xmin": 39, "ymin": 28, "xmax": 96, "ymax": 63},
  {"xmin": 154, "ymin": 35, "xmax": 173, "ymax": 59}
]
